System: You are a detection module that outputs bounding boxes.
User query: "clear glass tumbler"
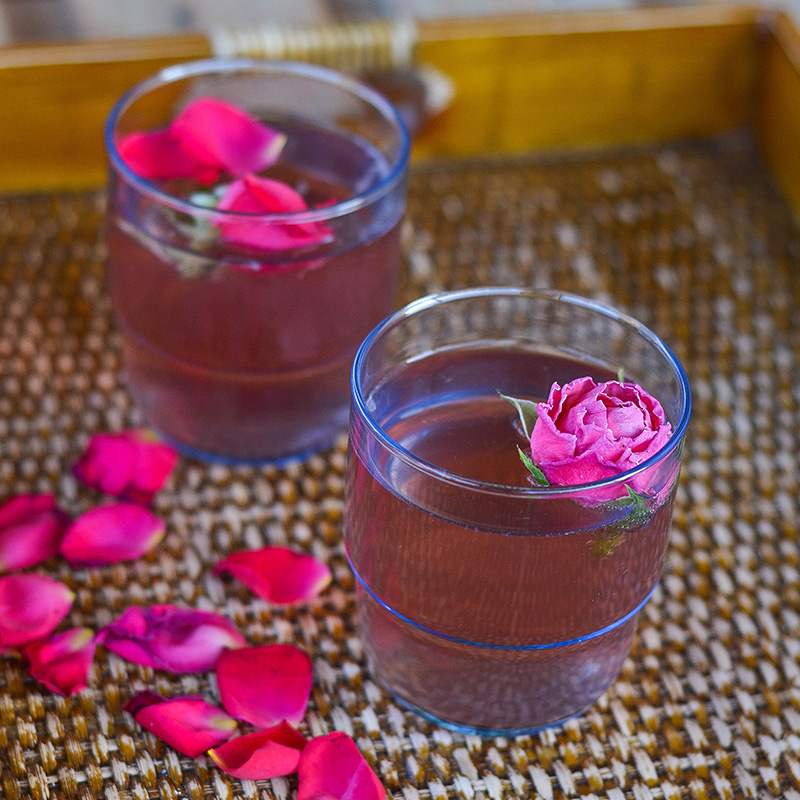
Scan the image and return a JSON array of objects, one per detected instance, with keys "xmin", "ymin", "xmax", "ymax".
[
  {"xmin": 344, "ymin": 287, "xmax": 691, "ymax": 735},
  {"xmin": 105, "ymin": 59, "xmax": 409, "ymax": 462}
]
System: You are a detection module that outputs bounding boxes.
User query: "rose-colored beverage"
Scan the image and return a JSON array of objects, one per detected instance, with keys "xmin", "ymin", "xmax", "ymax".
[
  {"xmin": 347, "ymin": 349, "xmax": 675, "ymax": 732},
  {"xmin": 344, "ymin": 289, "xmax": 690, "ymax": 734},
  {"xmin": 105, "ymin": 61, "xmax": 409, "ymax": 462}
]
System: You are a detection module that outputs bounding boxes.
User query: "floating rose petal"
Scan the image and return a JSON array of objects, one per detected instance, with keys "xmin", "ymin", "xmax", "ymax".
[
  {"xmin": 298, "ymin": 732, "xmax": 385, "ymax": 800},
  {"xmin": 209, "ymin": 721, "xmax": 307, "ymax": 779},
  {"xmin": 73, "ymin": 430, "xmax": 178, "ymax": 505},
  {"xmin": 171, "ymin": 97, "xmax": 287, "ymax": 177},
  {"xmin": 214, "ymin": 547, "xmax": 332, "ymax": 605},
  {"xmin": 97, "ymin": 605, "xmax": 245, "ymax": 673},
  {"xmin": 216, "ymin": 176, "xmax": 334, "ymax": 252},
  {"xmin": 0, "ymin": 494, "xmax": 69, "ymax": 573},
  {"xmin": 117, "ymin": 129, "xmax": 219, "ymax": 184},
  {"xmin": 216, "ymin": 644, "xmax": 312, "ymax": 727},
  {"xmin": 124, "ymin": 691, "xmax": 238, "ymax": 757},
  {"xmin": 0, "ymin": 573, "xmax": 74, "ymax": 649},
  {"xmin": 60, "ymin": 503, "xmax": 165, "ymax": 567},
  {"xmin": 23, "ymin": 627, "xmax": 96, "ymax": 696}
]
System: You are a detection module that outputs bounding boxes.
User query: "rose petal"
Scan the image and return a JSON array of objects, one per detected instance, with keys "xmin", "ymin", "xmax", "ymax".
[
  {"xmin": 60, "ymin": 503, "xmax": 165, "ymax": 567},
  {"xmin": 170, "ymin": 97, "xmax": 287, "ymax": 177},
  {"xmin": 73, "ymin": 430, "xmax": 178, "ymax": 505},
  {"xmin": 0, "ymin": 573, "xmax": 74, "ymax": 649},
  {"xmin": 124, "ymin": 691, "xmax": 238, "ymax": 757},
  {"xmin": 214, "ymin": 547, "xmax": 332, "ymax": 605},
  {"xmin": 117, "ymin": 129, "xmax": 219, "ymax": 184},
  {"xmin": 297, "ymin": 732, "xmax": 385, "ymax": 800},
  {"xmin": 0, "ymin": 494, "xmax": 69, "ymax": 573},
  {"xmin": 97, "ymin": 605, "xmax": 245, "ymax": 673},
  {"xmin": 23, "ymin": 627, "xmax": 96, "ymax": 696},
  {"xmin": 216, "ymin": 176, "xmax": 334, "ymax": 252},
  {"xmin": 216, "ymin": 644, "xmax": 312, "ymax": 727},
  {"xmin": 209, "ymin": 721, "xmax": 307, "ymax": 779}
]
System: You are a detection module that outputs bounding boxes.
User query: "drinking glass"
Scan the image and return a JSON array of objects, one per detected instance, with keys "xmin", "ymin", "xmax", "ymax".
[
  {"xmin": 105, "ymin": 59, "xmax": 409, "ymax": 462},
  {"xmin": 344, "ymin": 287, "xmax": 691, "ymax": 734}
]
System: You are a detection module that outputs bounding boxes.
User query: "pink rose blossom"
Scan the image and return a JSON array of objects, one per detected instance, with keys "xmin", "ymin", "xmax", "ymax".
[
  {"xmin": 209, "ymin": 721, "xmax": 307, "ymax": 779},
  {"xmin": 216, "ymin": 644, "xmax": 312, "ymax": 728},
  {"xmin": 216, "ymin": 175, "xmax": 334, "ymax": 252},
  {"xmin": 124, "ymin": 691, "xmax": 238, "ymax": 757},
  {"xmin": 60, "ymin": 503, "xmax": 165, "ymax": 567},
  {"xmin": 297, "ymin": 732, "xmax": 385, "ymax": 800},
  {"xmin": 0, "ymin": 573, "xmax": 74, "ymax": 649},
  {"xmin": 214, "ymin": 546, "xmax": 332, "ymax": 605},
  {"xmin": 530, "ymin": 378, "xmax": 672, "ymax": 498},
  {"xmin": 117, "ymin": 96, "xmax": 285, "ymax": 185},
  {"xmin": 23, "ymin": 627, "xmax": 96, "ymax": 696},
  {"xmin": 97, "ymin": 605, "xmax": 245, "ymax": 673},
  {"xmin": 0, "ymin": 494, "xmax": 69, "ymax": 573},
  {"xmin": 170, "ymin": 97, "xmax": 286, "ymax": 178},
  {"xmin": 72, "ymin": 430, "xmax": 177, "ymax": 505},
  {"xmin": 117, "ymin": 129, "xmax": 218, "ymax": 184}
]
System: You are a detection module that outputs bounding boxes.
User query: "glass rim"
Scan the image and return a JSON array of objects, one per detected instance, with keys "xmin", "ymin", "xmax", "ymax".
[
  {"xmin": 104, "ymin": 57, "xmax": 411, "ymax": 223},
  {"xmin": 351, "ymin": 286, "xmax": 692, "ymax": 498}
]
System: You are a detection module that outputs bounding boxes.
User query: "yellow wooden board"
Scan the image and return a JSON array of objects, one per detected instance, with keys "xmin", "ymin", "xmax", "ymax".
[
  {"xmin": 414, "ymin": 5, "xmax": 762, "ymax": 158},
  {"xmin": 0, "ymin": 3, "xmax": 797, "ymax": 216}
]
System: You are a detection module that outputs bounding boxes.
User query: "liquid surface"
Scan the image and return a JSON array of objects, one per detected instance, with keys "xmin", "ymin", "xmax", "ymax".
[{"xmin": 345, "ymin": 347, "xmax": 677, "ymax": 732}]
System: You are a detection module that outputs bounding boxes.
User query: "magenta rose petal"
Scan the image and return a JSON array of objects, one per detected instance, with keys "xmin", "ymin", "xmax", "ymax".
[
  {"xmin": 73, "ymin": 430, "xmax": 178, "ymax": 505},
  {"xmin": 97, "ymin": 605, "xmax": 246, "ymax": 673},
  {"xmin": 216, "ymin": 176, "xmax": 334, "ymax": 251},
  {"xmin": 117, "ymin": 129, "xmax": 218, "ymax": 184},
  {"xmin": 214, "ymin": 547, "xmax": 332, "ymax": 605},
  {"xmin": 23, "ymin": 627, "xmax": 96, "ymax": 696},
  {"xmin": 216, "ymin": 644, "xmax": 312, "ymax": 727},
  {"xmin": 0, "ymin": 574, "xmax": 74, "ymax": 649},
  {"xmin": 297, "ymin": 732, "xmax": 385, "ymax": 800},
  {"xmin": 0, "ymin": 494, "xmax": 69, "ymax": 573},
  {"xmin": 170, "ymin": 97, "xmax": 287, "ymax": 177},
  {"xmin": 124, "ymin": 691, "xmax": 239, "ymax": 757},
  {"xmin": 209, "ymin": 721, "xmax": 307, "ymax": 779},
  {"xmin": 60, "ymin": 503, "xmax": 165, "ymax": 567}
]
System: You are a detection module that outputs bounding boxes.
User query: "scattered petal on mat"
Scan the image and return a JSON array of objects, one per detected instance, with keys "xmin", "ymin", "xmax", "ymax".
[
  {"xmin": 73, "ymin": 430, "xmax": 178, "ymax": 505},
  {"xmin": 170, "ymin": 97, "xmax": 287, "ymax": 178},
  {"xmin": 60, "ymin": 503, "xmax": 165, "ymax": 567},
  {"xmin": 216, "ymin": 176, "xmax": 334, "ymax": 252},
  {"xmin": 97, "ymin": 605, "xmax": 246, "ymax": 673},
  {"xmin": 0, "ymin": 494, "xmax": 69, "ymax": 573},
  {"xmin": 23, "ymin": 627, "xmax": 96, "ymax": 696},
  {"xmin": 214, "ymin": 547, "xmax": 332, "ymax": 604},
  {"xmin": 216, "ymin": 644, "xmax": 312, "ymax": 727},
  {"xmin": 0, "ymin": 573, "xmax": 74, "ymax": 649},
  {"xmin": 124, "ymin": 691, "xmax": 238, "ymax": 757},
  {"xmin": 209, "ymin": 721, "xmax": 307, "ymax": 779},
  {"xmin": 117, "ymin": 129, "xmax": 218, "ymax": 184},
  {"xmin": 298, "ymin": 732, "xmax": 386, "ymax": 800}
]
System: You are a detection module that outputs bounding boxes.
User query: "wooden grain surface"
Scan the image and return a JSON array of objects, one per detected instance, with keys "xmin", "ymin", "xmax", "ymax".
[
  {"xmin": 755, "ymin": 10, "xmax": 800, "ymax": 217},
  {"xmin": 0, "ymin": 5, "xmax": 795, "ymax": 199}
]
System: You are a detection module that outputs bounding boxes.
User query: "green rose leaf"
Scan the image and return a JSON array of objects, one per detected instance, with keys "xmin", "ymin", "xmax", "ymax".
[
  {"xmin": 499, "ymin": 393, "xmax": 539, "ymax": 439},
  {"xmin": 517, "ymin": 447, "xmax": 549, "ymax": 486}
]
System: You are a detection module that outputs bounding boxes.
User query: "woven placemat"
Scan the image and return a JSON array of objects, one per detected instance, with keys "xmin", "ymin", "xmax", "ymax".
[{"xmin": 1, "ymin": 133, "xmax": 799, "ymax": 800}]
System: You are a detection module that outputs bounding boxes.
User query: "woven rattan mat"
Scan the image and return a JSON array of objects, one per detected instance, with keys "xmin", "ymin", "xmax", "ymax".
[{"xmin": 1, "ymin": 133, "xmax": 800, "ymax": 800}]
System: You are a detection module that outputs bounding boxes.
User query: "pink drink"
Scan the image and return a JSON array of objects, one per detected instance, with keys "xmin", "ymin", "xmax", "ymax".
[
  {"xmin": 106, "ymin": 62, "xmax": 409, "ymax": 462},
  {"xmin": 346, "ymin": 341, "xmax": 684, "ymax": 734}
]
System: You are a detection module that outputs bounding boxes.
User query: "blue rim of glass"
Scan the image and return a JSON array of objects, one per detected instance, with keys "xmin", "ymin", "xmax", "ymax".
[
  {"xmin": 350, "ymin": 286, "xmax": 693, "ymax": 498},
  {"xmin": 348, "ymin": 549, "xmax": 655, "ymax": 650},
  {"xmin": 104, "ymin": 58, "xmax": 411, "ymax": 222}
]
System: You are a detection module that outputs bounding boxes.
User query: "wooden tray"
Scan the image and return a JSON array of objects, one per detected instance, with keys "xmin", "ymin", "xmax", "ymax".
[{"xmin": 0, "ymin": 3, "xmax": 799, "ymax": 215}]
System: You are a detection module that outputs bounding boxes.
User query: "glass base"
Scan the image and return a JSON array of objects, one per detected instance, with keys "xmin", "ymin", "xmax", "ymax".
[
  {"xmin": 152, "ymin": 424, "xmax": 344, "ymax": 467},
  {"xmin": 388, "ymin": 690, "xmax": 591, "ymax": 737}
]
